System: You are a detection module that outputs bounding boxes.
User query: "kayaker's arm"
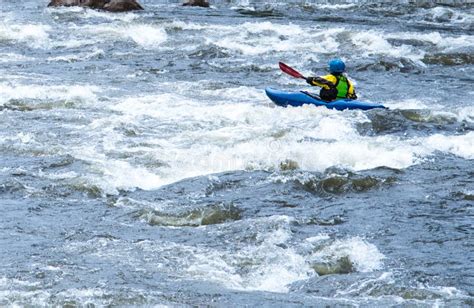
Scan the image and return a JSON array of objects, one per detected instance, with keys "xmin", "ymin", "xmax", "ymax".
[{"xmin": 306, "ymin": 77, "xmax": 334, "ymax": 90}]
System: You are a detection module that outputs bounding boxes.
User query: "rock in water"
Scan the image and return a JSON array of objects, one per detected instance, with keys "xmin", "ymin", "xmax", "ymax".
[
  {"xmin": 47, "ymin": 0, "xmax": 143, "ymax": 12},
  {"xmin": 104, "ymin": 0, "xmax": 143, "ymax": 12},
  {"xmin": 183, "ymin": 0, "xmax": 210, "ymax": 8},
  {"xmin": 312, "ymin": 256, "xmax": 355, "ymax": 276},
  {"xmin": 47, "ymin": 0, "xmax": 107, "ymax": 8}
]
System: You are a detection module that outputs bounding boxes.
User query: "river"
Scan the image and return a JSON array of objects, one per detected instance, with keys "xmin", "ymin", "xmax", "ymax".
[{"xmin": 0, "ymin": 0, "xmax": 473, "ymax": 306}]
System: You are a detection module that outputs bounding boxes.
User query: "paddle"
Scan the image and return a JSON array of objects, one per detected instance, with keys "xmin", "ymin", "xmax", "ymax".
[
  {"xmin": 279, "ymin": 62, "xmax": 306, "ymax": 80},
  {"xmin": 279, "ymin": 61, "xmax": 336, "ymax": 89},
  {"xmin": 278, "ymin": 62, "xmax": 338, "ymax": 101}
]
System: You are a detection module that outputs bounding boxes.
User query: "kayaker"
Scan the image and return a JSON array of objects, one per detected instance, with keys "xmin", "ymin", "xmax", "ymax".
[{"xmin": 305, "ymin": 59, "xmax": 357, "ymax": 101}]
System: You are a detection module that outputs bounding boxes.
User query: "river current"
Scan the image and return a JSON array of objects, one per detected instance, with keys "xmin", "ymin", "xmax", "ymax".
[{"xmin": 1, "ymin": 0, "xmax": 473, "ymax": 306}]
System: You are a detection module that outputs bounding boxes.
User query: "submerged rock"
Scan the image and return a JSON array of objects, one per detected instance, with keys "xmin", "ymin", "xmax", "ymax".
[
  {"xmin": 183, "ymin": 0, "xmax": 210, "ymax": 7},
  {"xmin": 138, "ymin": 202, "xmax": 242, "ymax": 227},
  {"xmin": 47, "ymin": 0, "xmax": 143, "ymax": 12}
]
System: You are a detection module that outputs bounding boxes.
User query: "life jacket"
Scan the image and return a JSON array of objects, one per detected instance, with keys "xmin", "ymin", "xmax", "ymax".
[{"xmin": 332, "ymin": 74, "xmax": 351, "ymax": 99}]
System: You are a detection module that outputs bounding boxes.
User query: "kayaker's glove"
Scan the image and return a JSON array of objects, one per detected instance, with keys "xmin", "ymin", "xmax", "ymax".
[
  {"xmin": 306, "ymin": 77, "xmax": 317, "ymax": 85},
  {"xmin": 348, "ymin": 93, "xmax": 358, "ymax": 99}
]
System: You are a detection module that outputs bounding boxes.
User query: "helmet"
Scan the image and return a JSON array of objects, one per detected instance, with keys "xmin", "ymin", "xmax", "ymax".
[{"xmin": 329, "ymin": 59, "xmax": 346, "ymax": 73}]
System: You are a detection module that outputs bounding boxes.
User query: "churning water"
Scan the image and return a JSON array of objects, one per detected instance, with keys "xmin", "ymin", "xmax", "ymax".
[{"xmin": 0, "ymin": 0, "xmax": 473, "ymax": 306}]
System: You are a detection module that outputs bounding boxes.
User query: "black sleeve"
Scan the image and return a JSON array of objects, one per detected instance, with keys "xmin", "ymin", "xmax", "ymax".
[{"xmin": 306, "ymin": 77, "xmax": 335, "ymax": 88}]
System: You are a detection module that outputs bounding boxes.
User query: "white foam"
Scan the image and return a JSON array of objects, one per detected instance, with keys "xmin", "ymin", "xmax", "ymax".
[
  {"xmin": 81, "ymin": 24, "xmax": 168, "ymax": 49},
  {"xmin": 242, "ymin": 21, "xmax": 304, "ymax": 37},
  {"xmin": 215, "ymin": 24, "xmax": 339, "ymax": 55},
  {"xmin": 0, "ymin": 83, "xmax": 99, "ymax": 105},
  {"xmin": 16, "ymin": 132, "xmax": 33, "ymax": 144},
  {"xmin": 186, "ymin": 250, "xmax": 245, "ymax": 289},
  {"xmin": 314, "ymin": 4, "xmax": 357, "ymax": 10},
  {"xmin": 0, "ymin": 290, "xmax": 51, "ymax": 307},
  {"xmin": 185, "ymin": 216, "xmax": 312, "ymax": 293},
  {"xmin": 70, "ymin": 146, "xmax": 166, "ymax": 195},
  {"xmin": 44, "ymin": 265, "xmax": 62, "ymax": 271},
  {"xmin": 305, "ymin": 234, "xmax": 331, "ymax": 243},
  {"xmin": 80, "ymin": 8, "xmax": 141, "ymax": 22},
  {"xmin": 52, "ymin": 38, "xmax": 98, "ymax": 49},
  {"xmin": 47, "ymin": 4, "xmax": 141, "ymax": 22},
  {"xmin": 114, "ymin": 197, "xmax": 174, "ymax": 211},
  {"xmin": 385, "ymin": 98, "xmax": 432, "ymax": 110},
  {"xmin": 351, "ymin": 31, "xmax": 424, "ymax": 61},
  {"xmin": 0, "ymin": 132, "xmax": 36, "ymax": 146},
  {"xmin": 47, "ymin": 48, "xmax": 105, "ymax": 63},
  {"xmin": 199, "ymin": 85, "xmax": 267, "ymax": 104},
  {"xmin": 165, "ymin": 20, "xmax": 210, "ymax": 31},
  {"xmin": 0, "ymin": 23, "xmax": 51, "ymax": 49},
  {"xmin": 425, "ymin": 132, "xmax": 474, "ymax": 159},
  {"xmin": 40, "ymin": 171, "xmax": 78, "ymax": 180},
  {"xmin": 424, "ymin": 6, "xmax": 474, "ymax": 26},
  {"xmin": 0, "ymin": 277, "xmax": 40, "ymax": 288},
  {"xmin": 386, "ymin": 31, "xmax": 474, "ymax": 52},
  {"xmin": 425, "ymin": 286, "xmax": 468, "ymax": 298},
  {"xmin": 126, "ymin": 25, "xmax": 168, "ymax": 49},
  {"xmin": 46, "ymin": 6, "xmax": 84, "ymax": 13},
  {"xmin": 160, "ymin": 221, "xmax": 383, "ymax": 293},
  {"xmin": 0, "ymin": 284, "xmax": 112, "ymax": 306},
  {"xmin": 171, "ymin": 19, "xmax": 461, "ymax": 61},
  {"xmin": 85, "ymin": 86, "xmax": 440, "ymax": 191},
  {"xmin": 0, "ymin": 53, "xmax": 35, "ymax": 63},
  {"xmin": 56, "ymin": 288, "xmax": 106, "ymax": 299},
  {"xmin": 3, "ymin": 79, "xmax": 466, "ymax": 194},
  {"xmin": 165, "ymin": 20, "xmax": 340, "ymax": 56},
  {"xmin": 457, "ymin": 106, "xmax": 474, "ymax": 123}
]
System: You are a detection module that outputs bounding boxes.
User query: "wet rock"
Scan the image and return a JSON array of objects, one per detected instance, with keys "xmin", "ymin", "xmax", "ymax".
[
  {"xmin": 423, "ymin": 52, "xmax": 474, "ymax": 66},
  {"xmin": 351, "ymin": 176, "xmax": 379, "ymax": 192},
  {"xmin": 183, "ymin": 0, "xmax": 210, "ymax": 8},
  {"xmin": 47, "ymin": 0, "xmax": 143, "ymax": 12},
  {"xmin": 312, "ymin": 256, "xmax": 354, "ymax": 276},
  {"xmin": 279, "ymin": 159, "xmax": 299, "ymax": 171},
  {"xmin": 48, "ymin": 0, "xmax": 106, "ymax": 9},
  {"xmin": 306, "ymin": 216, "xmax": 345, "ymax": 226},
  {"xmin": 104, "ymin": 0, "xmax": 143, "ymax": 12}
]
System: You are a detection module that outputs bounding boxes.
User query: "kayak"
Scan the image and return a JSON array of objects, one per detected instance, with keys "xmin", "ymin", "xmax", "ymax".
[{"xmin": 265, "ymin": 88, "xmax": 386, "ymax": 111}]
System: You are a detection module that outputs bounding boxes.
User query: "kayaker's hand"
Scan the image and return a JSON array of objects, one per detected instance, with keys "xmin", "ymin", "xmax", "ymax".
[
  {"xmin": 306, "ymin": 77, "xmax": 316, "ymax": 85},
  {"xmin": 349, "ymin": 93, "xmax": 358, "ymax": 99}
]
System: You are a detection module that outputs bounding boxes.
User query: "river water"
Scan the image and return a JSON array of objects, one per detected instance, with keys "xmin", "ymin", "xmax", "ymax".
[{"xmin": 1, "ymin": 0, "xmax": 473, "ymax": 306}]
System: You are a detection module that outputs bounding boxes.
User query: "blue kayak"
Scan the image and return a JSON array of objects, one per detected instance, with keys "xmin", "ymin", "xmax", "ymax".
[{"xmin": 265, "ymin": 88, "xmax": 386, "ymax": 111}]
